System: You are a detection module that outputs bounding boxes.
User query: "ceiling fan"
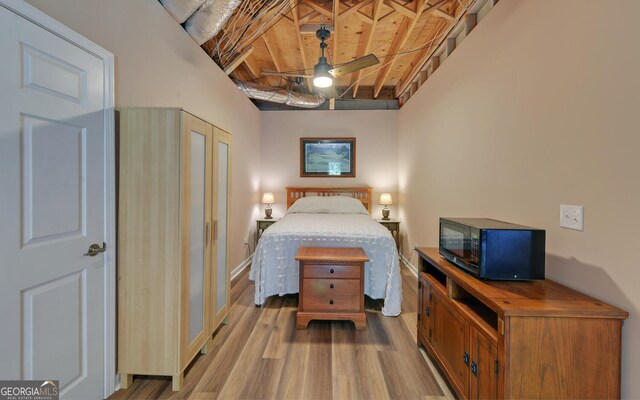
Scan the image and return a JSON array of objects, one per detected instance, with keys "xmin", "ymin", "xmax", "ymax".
[{"xmin": 261, "ymin": 24, "xmax": 379, "ymax": 97}]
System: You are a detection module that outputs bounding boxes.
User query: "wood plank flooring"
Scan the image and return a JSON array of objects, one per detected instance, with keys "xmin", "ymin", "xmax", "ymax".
[{"xmin": 109, "ymin": 265, "xmax": 454, "ymax": 400}]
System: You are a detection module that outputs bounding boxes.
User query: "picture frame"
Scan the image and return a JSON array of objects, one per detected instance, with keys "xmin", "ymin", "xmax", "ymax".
[{"xmin": 300, "ymin": 137, "xmax": 356, "ymax": 177}]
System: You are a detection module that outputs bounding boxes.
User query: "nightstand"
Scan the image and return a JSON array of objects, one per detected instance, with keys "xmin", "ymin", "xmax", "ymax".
[
  {"xmin": 256, "ymin": 218, "xmax": 279, "ymax": 246},
  {"xmin": 377, "ymin": 219, "xmax": 400, "ymax": 254}
]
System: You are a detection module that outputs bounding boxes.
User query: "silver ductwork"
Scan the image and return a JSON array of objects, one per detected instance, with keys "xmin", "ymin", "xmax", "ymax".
[
  {"xmin": 185, "ymin": 0, "xmax": 243, "ymax": 45},
  {"xmin": 160, "ymin": 0, "xmax": 206, "ymax": 23},
  {"xmin": 235, "ymin": 81, "xmax": 326, "ymax": 109}
]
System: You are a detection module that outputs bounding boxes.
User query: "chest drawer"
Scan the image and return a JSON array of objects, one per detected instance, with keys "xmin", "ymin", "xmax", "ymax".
[
  {"xmin": 302, "ymin": 293, "xmax": 360, "ymax": 312},
  {"xmin": 304, "ymin": 264, "xmax": 360, "ymax": 279},
  {"xmin": 303, "ymin": 278, "xmax": 360, "ymax": 296}
]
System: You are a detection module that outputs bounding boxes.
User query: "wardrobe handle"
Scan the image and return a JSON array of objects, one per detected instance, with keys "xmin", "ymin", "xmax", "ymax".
[
  {"xmin": 330, "ymin": 284, "xmax": 334, "ymax": 289},
  {"xmin": 205, "ymin": 222, "xmax": 211, "ymax": 247},
  {"xmin": 213, "ymin": 220, "xmax": 218, "ymax": 241}
]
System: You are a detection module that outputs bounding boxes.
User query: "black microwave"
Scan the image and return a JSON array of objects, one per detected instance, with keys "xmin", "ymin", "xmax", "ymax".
[{"xmin": 439, "ymin": 218, "xmax": 546, "ymax": 280}]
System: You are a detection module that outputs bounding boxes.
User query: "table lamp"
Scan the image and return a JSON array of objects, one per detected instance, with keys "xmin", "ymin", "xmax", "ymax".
[
  {"xmin": 261, "ymin": 192, "xmax": 275, "ymax": 219},
  {"xmin": 379, "ymin": 193, "xmax": 392, "ymax": 220}
]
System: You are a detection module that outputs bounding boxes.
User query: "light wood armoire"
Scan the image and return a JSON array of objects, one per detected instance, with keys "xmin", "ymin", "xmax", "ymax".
[{"xmin": 117, "ymin": 108, "xmax": 232, "ymax": 391}]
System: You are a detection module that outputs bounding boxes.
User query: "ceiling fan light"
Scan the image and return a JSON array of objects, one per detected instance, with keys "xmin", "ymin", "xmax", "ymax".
[
  {"xmin": 313, "ymin": 57, "xmax": 333, "ymax": 88},
  {"xmin": 313, "ymin": 76, "xmax": 333, "ymax": 88}
]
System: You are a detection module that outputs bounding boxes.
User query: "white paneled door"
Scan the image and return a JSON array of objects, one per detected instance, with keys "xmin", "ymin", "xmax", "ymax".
[{"xmin": 0, "ymin": 1, "xmax": 115, "ymax": 399}]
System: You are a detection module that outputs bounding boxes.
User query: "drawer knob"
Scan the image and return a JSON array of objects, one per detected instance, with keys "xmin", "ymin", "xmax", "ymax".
[
  {"xmin": 330, "ymin": 268, "xmax": 335, "ymax": 273},
  {"xmin": 330, "ymin": 284, "xmax": 334, "ymax": 289},
  {"xmin": 329, "ymin": 299, "xmax": 334, "ymax": 305}
]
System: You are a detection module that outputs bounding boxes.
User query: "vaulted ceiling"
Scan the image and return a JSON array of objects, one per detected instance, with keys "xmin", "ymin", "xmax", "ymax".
[{"xmin": 161, "ymin": 0, "xmax": 480, "ymax": 106}]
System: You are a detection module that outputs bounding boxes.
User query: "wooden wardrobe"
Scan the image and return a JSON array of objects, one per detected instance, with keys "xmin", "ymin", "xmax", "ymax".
[{"xmin": 117, "ymin": 108, "xmax": 232, "ymax": 390}]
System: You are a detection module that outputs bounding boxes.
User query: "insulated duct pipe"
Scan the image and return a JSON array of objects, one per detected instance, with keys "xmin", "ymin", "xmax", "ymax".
[
  {"xmin": 159, "ymin": 0, "xmax": 206, "ymax": 23},
  {"xmin": 185, "ymin": 0, "xmax": 243, "ymax": 45},
  {"xmin": 235, "ymin": 81, "xmax": 326, "ymax": 109}
]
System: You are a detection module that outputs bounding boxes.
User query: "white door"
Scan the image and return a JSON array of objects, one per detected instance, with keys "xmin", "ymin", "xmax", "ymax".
[{"xmin": 0, "ymin": 2, "xmax": 113, "ymax": 399}]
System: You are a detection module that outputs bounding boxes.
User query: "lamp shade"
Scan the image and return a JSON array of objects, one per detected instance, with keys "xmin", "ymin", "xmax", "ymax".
[
  {"xmin": 261, "ymin": 192, "xmax": 275, "ymax": 204},
  {"xmin": 379, "ymin": 193, "xmax": 393, "ymax": 205}
]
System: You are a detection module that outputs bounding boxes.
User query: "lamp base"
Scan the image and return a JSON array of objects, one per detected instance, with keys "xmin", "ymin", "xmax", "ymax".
[
  {"xmin": 382, "ymin": 209, "xmax": 390, "ymax": 220},
  {"xmin": 264, "ymin": 207, "xmax": 273, "ymax": 219}
]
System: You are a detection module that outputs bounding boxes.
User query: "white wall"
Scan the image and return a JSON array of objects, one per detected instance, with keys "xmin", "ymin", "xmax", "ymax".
[
  {"xmin": 398, "ymin": 0, "xmax": 640, "ymax": 397},
  {"xmin": 25, "ymin": 0, "xmax": 262, "ymax": 268},
  {"xmin": 260, "ymin": 110, "xmax": 398, "ymax": 219}
]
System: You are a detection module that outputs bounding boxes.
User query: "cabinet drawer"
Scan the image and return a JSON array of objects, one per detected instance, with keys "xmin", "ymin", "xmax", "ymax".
[
  {"xmin": 303, "ymin": 278, "xmax": 360, "ymax": 296},
  {"xmin": 304, "ymin": 264, "xmax": 360, "ymax": 279},
  {"xmin": 302, "ymin": 293, "xmax": 360, "ymax": 312}
]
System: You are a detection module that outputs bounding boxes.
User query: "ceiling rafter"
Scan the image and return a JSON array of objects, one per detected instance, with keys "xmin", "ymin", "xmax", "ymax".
[
  {"xmin": 223, "ymin": 46, "xmax": 255, "ymax": 75},
  {"xmin": 372, "ymin": 0, "xmax": 453, "ymax": 98},
  {"xmin": 261, "ymin": 30, "xmax": 284, "ymax": 72},
  {"xmin": 298, "ymin": 10, "xmax": 320, "ymax": 25},
  {"xmin": 303, "ymin": 0, "xmax": 334, "ymax": 19},
  {"xmin": 351, "ymin": 0, "xmax": 384, "ymax": 98},
  {"xmin": 290, "ymin": 2, "xmax": 313, "ymax": 89},
  {"xmin": 384, "ymin": 0, "xmax": 417, "ymax": 19},
  {"xmin": 333, "ymin": 0, "xmax": 340, "ymax": 65},
  {"xmin": 395, "ymin": 0, "xmax": 479, "ymax": 98},
  {"xmin": 372, "ymin": 0, "xmax": 429, "ymax": 98},
  {"xmin": 393, "ymin": 18, "xmax": 448, "ymax": 96}
]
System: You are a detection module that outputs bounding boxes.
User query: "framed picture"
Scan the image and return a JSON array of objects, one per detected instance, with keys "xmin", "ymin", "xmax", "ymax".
[{"xmin": 300, "ymin": 137, "xmax": 356, "ymax": 177}]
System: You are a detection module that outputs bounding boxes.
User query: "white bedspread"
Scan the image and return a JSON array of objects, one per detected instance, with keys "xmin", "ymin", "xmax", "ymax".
[{"xmin": 249, "ymin": 213, "xmax": 402, "ymax": 316}]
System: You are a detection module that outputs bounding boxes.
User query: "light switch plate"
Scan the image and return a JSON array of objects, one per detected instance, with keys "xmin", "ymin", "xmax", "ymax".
[{"xmin": 560, "ymin": 205, "xmax": 584, "ymax": 231}]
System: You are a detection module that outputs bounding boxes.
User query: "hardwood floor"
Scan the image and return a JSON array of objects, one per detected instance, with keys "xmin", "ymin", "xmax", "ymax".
[{"xmin": 109, "ymin": 265, "xmax": 453, "ymax": 400}]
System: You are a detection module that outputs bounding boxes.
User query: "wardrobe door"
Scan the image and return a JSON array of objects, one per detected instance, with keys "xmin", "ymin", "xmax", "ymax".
[
  {"xmin": 181, "ymin": 113, "xmax": 212, "ymax": 366},
  {"xmin": 212, "ymin": 128, "xmax": 231, "ymax": 326}
]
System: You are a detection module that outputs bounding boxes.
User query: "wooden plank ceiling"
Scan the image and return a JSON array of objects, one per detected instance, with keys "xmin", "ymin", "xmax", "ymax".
[{"xmin": 203, "ymin": 0, "xmax": 467, "ymax": 100}]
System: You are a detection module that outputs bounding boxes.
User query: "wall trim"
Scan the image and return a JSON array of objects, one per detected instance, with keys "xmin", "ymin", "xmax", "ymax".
[
  {"xmin": 231, "ymin": 254, "xmax": 253, "ymax": 280},
  {"xmin": 0, "ymin": 1, "xmax": 117, "ymax": 397},
  {"xmin": 401, "ymin": 254, "xmax": 418, "ymax": 278}
]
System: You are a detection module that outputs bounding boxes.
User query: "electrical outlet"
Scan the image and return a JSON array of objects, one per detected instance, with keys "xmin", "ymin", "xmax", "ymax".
[{"xmin": 560, "ymin": 205, "xmax": 584, "ymax": 231}]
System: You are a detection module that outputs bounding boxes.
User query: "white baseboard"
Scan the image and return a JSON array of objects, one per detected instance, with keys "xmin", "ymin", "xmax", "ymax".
[
  {"xmin": 401, "ymin": 254, "xmax": 418, "ymax": 277},
  {"xmin": 231, "ymin": 254, "xmax": 253, "ymax": 280}
]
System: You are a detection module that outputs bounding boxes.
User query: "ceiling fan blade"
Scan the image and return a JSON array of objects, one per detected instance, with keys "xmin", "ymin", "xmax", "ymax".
[
  {"xmin": 328, "ymin": 54, "xmax": 380, "ymax": 78},
  {"xmin": 300, "ymin": 24, "xmax": 334, "ymax": 34},
  {"xmin": 261, "ymin": 71, "xmax": 313, "ymax": 78}
]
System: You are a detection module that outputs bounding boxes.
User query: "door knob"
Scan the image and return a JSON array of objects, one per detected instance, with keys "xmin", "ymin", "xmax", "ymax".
[{"xmin": 84, "ymin": 242, "xmax": 106, "ymax": 257}]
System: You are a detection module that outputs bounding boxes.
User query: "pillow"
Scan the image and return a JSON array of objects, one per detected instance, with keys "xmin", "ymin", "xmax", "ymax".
[{"xmin": 286, "ymin": 196, "xmax": 369, "ymax": 215}]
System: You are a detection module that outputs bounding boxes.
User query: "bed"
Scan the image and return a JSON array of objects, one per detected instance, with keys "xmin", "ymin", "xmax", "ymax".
[{"xmin": 249, "ymin": 187, "xmax": 402, "ymax": 316}]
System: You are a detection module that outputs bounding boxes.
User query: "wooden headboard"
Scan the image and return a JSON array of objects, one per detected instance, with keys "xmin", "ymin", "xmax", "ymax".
[{"xmin": 286, "ymin": 187, "xmax": 373, "ymax": 213}]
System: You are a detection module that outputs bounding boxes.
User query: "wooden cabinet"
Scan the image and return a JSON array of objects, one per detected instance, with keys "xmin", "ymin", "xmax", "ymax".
[
  {"xmin": 416, "ymin": 247, "xmax": 628, "ymax": 400},
  {"xmin": 295, "ymin": 247, "xmax": 368, "ymax": 330},
  {"xmin": 118, "ymin": 108, "xmax": 231, "ymax": 391}
]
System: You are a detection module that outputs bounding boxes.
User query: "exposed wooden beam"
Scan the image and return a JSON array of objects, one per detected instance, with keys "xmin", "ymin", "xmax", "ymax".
[
  {"xmin": 243, "ymin": 56, "xmax": 261, "ymax": 80},
  {"xmin": 356, "ymin": 10, "xmax": 374, "ymax": 24},
  {"xmin": 341, "ymin": 0, "xmax": 372, "ymax": 19},
  {"xmin": 332, "ymin": 0, "xmax": 340, "ymax": 67},
  {"xmin": 392, "ymin": 18, "xmax": 447, "ymax": 97},
  {"xmin": 431, "ymin": 7, "xmax": 454, "ymax": 20},
  {"xmin": 298, "ymin": 10, "xmax": 320, "ymax": 25},
  {"xmin": 395, "ymin": 0, "xmax": 479, "ymax": 99},
  {"xmin": 261, "ymin": 31, "xmax": 284, "ymax": 73},
  {"xmin": 384, "ymin": 0, "xmax": 416, "ymax": 19},
  {"xmin": 303, "ymin": 0, "xmax": 333, "ymax": 19},
  {"xmin": 223, "ymin": 47, "xmax": 254, "ymax": 75},
  {"xmin": 351, "ymin": 0, "xmax": 384, "ymax": 98},
  {"xmin": 372, "ymin": 0, "xmax": 428, "ymax": 98},
  {"xmin": 290, "ymin": 3, "xmax": 313, "ymax": 89},
  {"xmin": 446, "ymin": 37, "xmax": 455, "ymax": 55}
]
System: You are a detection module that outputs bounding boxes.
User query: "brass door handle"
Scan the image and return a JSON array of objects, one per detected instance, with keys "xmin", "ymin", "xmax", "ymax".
[{"xmin": 84, "ymin": 242, "xmax": 106, "ymax": 257}]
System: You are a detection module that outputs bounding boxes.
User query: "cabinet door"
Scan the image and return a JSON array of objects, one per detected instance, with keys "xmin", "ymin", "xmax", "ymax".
[
  {"xmin": 211, "ymin": 128, "xmax": 231, "ymax": 328},
  {"xmin": 181, "ymin": 113, "xmax": 212, "ymax": 365},
  {"xmin": 469, "ymin": 327, "xmax": 498, "ymax": 400},
  {"xmin": 431, "ymin": 289, "xmax": 470, "ymax": 397},
  {"xmin": 418, "ymin": 277, "xmax": 431, "ymax": 340}
]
